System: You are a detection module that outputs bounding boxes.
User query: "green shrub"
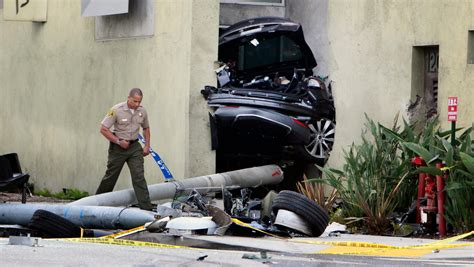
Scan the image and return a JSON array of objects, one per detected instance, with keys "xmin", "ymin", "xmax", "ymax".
[
  {"xmin": 315, "ymin": 112, "xmax": 473, "ymax": 234},
  {"xmin": 318, "ymin": 114, "xmax": 417, "ymax": 234},
  {"xmin": 35, "ymin": 188, "xmax": 89, "ymax": 200}
]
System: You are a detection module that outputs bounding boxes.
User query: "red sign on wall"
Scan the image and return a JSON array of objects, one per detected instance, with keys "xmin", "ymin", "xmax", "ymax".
[{"xmin": 448, "ymin": 97, "xmax": 458, "ymax": 122}]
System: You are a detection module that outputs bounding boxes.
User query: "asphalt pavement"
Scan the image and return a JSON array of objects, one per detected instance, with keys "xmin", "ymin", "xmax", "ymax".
[{"xmin": 1, "ymin": 231, "xmax": 472, "ymax": 266}]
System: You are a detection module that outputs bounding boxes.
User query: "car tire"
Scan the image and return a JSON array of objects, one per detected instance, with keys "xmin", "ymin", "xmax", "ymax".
[
  {"xmin": 28, "ymin": 209, "xmax": 82, "ymax": 238},
  {"xmin": 272, "ymin": 190, "xmax": 329, "ymax": 237},
  {"xmin": 297, "ymin": 118, "xmax": 335, "ymax": 165}
]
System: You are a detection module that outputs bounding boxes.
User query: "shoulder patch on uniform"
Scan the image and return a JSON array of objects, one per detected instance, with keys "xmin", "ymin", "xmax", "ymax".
[{"xmin": 107, "ymin": 109, "xmax": 115, "ymax": 117}]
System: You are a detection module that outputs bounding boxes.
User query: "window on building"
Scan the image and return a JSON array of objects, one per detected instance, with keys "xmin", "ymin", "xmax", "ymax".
[
  {"xmin": 81, "ymin": 0, "xmax": 129, "ymax": 17},
  {"xmin": 410, "ymin": 46, "xmax": 439, "ymax": 122},
  {"xmin": 94, "ymin": 0, "xmax": 154, "ymax": 41},
  {"xmin": 468, "ymin": 31, "xmax": 474, "ymax": 64},
  {"xmin": 221, "ymin": 0, "xmax": 285, "ymax": 6}
]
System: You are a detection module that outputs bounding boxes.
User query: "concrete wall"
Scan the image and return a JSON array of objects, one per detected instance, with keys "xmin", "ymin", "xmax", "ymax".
[
  {"xmin": 286, "ymin": 0, "xmax": 329, "ymax": 76},
  {"xmin": 326, "ymin": 0, "xmax": 474, "ymax": 167},
  {"xmin": 219, "ymin": 2, "xmax": 285, "ymax": 26},
  {"xmin": 0, "ymin": 0, "xmax": 218, "ymax": 193}
]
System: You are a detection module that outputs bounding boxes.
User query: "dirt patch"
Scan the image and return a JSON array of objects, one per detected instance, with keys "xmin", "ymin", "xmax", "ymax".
[{"xmin": 0, "ymin": 192, "xmax": 72, "ymax": 203}]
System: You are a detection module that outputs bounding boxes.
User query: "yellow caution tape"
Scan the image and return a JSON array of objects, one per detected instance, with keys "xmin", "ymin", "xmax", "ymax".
[
  {"xmin": 65, "ymin": 237, "xmax": 190, "ymax": 249},
  {"xmin": 231, "ymin": 218, "xmax": 286, "ymax": 239},
  {"xmin": 403, "ymin": 230, "xmax": 474, "ymax": 249},
  {"xmin": 440, "ymin": 165, "xmax": 455, "ymax": 171},
  {"xmin": 58, "ymin": 219, "xmax": 473, "ymax": 258},
  {"xmin": 317, "ymin": 230, "xmax": 474, "ymax": 257},
  {"xmin": 234, "ymin": 219, "xmax": 404, "ymax": 249},
  {"xmin": 100, "ymin": 225, "xmax": 146, "ymax": 239},
  {"xmin": 234, "ymin": 218, "xmax": 474, "ymax": 257},
  {"xmin": 318, "ymin": 246, "xmax": 434, "ymax": 257},
  {"xmin": 291, "ymin": 239, "xmax": 398, "ymax": 249}
]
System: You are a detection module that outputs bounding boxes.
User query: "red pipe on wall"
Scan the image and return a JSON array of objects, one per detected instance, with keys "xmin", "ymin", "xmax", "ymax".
[
  {"xmin": 417, "ymin": 172, "xmax": 427, "ymax": 224},
  {"xmin": 436, "ymin": 162, "xmax": 446, "ymax": 237},
  {"xmin": 411, "ymin": 156, "xmax": 427, "ymax": 224}
]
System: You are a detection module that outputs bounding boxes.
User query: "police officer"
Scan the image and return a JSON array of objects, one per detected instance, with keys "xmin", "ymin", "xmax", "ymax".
[{"xmin": 96, "ymin": 88, "xmax": 153, "ymax": 211}]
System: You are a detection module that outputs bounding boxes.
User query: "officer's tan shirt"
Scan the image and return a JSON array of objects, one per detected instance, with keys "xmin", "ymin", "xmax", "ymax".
[{"xmin": 101, "ymin": 102, "xmax": 149, "ymax": 141}]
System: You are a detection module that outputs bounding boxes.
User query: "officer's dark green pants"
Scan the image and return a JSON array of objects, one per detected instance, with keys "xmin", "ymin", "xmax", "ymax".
[{"xmin": 96, "ymin": 141, "xmax": 152, "ymax": 210}]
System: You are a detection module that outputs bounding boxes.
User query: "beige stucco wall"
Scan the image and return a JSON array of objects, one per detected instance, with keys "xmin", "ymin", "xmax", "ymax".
[
  {"xmin": 326, "ymin": 0, "xmax": 474, "ymax": 167},
  {"xmin": 0, "ymin": 0, "xmax": 218, "ymax": 193}
]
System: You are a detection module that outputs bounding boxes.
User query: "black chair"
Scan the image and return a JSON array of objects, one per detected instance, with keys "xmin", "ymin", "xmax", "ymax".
[{"xmin": 0, "ymin": 153, "xmax": 30, "ymax": 203}]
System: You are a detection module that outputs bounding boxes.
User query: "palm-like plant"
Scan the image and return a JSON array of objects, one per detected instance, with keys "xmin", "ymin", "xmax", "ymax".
[
  {"xmin": 296, "ymin": 173, "xmax": 338, "ymax": 213},
  {"xmin": 317, "ymin": 114, "xmax": 416, "ymax": 234}
]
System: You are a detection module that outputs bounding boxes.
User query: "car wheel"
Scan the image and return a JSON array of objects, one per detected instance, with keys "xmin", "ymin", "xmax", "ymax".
[
  {"xmin": 299, "ymin": 118, "xmax": 335, "ymax": 165},
  {"xmin": 28, "ymin": 209, "xmax": 83, "ymax": 238},
  {"xmin": 272, "ymin": 190, "xmax": 329, "ymax": 237}
]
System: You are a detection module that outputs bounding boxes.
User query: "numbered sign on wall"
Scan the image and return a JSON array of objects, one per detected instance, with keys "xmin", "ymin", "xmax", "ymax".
[
  {"xmin": 448, "ymin": 97, "xmax": 458, "ymax": 122},
  {"xmin": 4, "ymin": 0, "xmax": 48, "ymax": 22}
]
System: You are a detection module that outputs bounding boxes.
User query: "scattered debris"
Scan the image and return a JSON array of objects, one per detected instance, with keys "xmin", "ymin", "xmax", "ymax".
[
  {"xmin": 0, "ymin": 164, "xmax": 334, "ymax": 248},
  {"xmin": 166, "ymin": 217, "xmax": 218, "ymax": 235},
  {"xmin": 196, "ymin": 255, "xmax": 208, "ymax": 261},
  {"xmin": 207, "ymin": 205, "xmax": 232, "ymax": 236},
  {"xmin": 322, "ymin": 222, "xmax": 348, "ymax": 237},
  {"xmin": 144, "ymin": 217, "xmax": 170, "ymax": 233},
  {"xmin": 8, "ymin": 234, "xmax": 41, "ymax": 247},
  {"xmin": 242, "ymin": 251, "xmax": 275, "ymax": 264}
]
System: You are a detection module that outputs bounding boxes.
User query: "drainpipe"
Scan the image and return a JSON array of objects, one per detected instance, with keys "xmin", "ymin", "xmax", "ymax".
[{"xmin": 70, "ymin": 165, "xmax": 284, "ymax": 207}]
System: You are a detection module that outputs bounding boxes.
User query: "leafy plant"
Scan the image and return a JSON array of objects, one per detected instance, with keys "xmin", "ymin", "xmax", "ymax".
[
  {"xmin": 317, "ymin": 114, "xmax": 417, "ymax": 234},
  {"xmin": 35, "ymin": 188, "xmax": 89, "ymax": 200},
  {"xmin": 310, "ymin": 112, "xmax": 473, "ymax": 235},
  {"xmin": 297, "ymin": 173, "xmax": 338, "ymax": 213},
  {"xmin": 34, "ymin": 188, "xmax": 53, "ymax": 198}
]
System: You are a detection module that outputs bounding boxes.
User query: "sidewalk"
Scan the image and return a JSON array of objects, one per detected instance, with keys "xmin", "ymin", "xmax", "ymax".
[
  {"xmin": 1, "ymin": 233, "xmax": 473, "ymax": 266},
  {"xmin": 125, "ymin": 231, "xmax": 474, "ymax": 259}
]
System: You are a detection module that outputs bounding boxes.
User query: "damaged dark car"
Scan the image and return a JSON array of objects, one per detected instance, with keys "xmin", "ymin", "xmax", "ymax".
[{"xmin": 202, "ymin": 17, "xmax": 336, "ymax": 167}]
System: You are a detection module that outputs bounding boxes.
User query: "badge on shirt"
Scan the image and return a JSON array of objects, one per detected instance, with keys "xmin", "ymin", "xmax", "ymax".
[
  {"xmin": 139, "ymin": 113, "xmax": 143, "ymax": 117},
  {"xmin": 107, "ymin": 109, "xmax": 115, "ymax": 117}
]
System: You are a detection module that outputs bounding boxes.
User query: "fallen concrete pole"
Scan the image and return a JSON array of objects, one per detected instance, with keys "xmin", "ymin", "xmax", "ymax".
[
  {"xmin": 70, "ymin": 164, "xmax": 284, "ymax": 207},
  {"xmin": 0, "ymin": 203, "xmax": 155, "ymax": 229}
]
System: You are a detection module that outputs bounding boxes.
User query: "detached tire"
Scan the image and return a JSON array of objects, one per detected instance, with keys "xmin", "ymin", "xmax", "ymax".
[
  {"xmin": 28, "ymin": 209, "xmax": 82, "ymax": 238},
  {"xmin": 272, "ymin": 190, "xmax": 329, "ymax": 237}
]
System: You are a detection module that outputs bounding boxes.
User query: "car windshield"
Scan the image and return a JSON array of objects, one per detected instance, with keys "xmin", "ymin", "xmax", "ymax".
[{"xmin": 235, "ymin": 35, "xmax": 303, "ymax": 71}]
